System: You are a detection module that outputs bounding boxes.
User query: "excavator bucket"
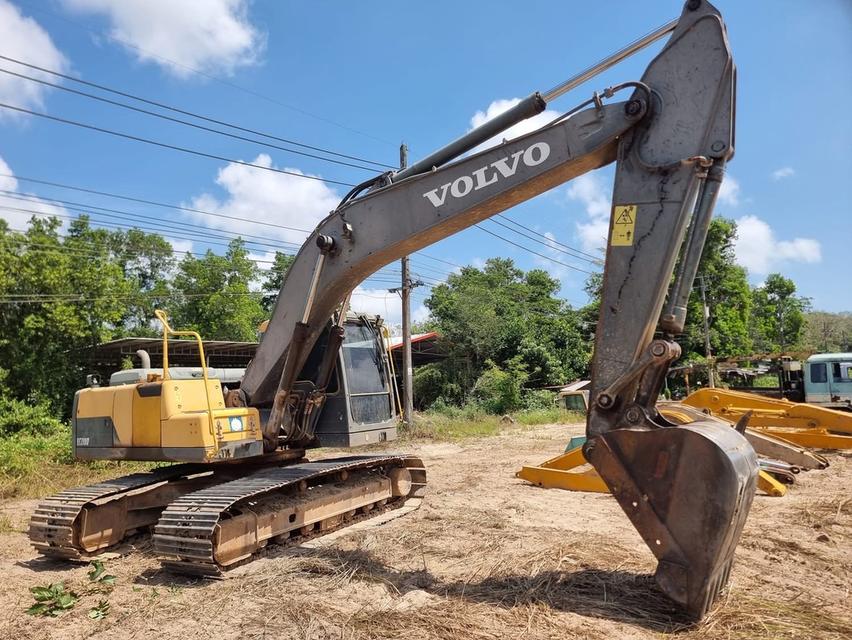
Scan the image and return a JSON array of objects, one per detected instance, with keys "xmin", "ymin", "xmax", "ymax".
[{"xmin": 585, "ymin": 421, "xmax": 757, "ymax": 618}]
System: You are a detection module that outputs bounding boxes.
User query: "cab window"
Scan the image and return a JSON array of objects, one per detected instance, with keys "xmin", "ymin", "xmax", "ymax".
[
  {"xmin": 810, "ymin": 363, "xmax": 827, "ymax": 384},
  {"xmin": 832, "ymin": 362, "xmax": 852, "ymax": 382}
]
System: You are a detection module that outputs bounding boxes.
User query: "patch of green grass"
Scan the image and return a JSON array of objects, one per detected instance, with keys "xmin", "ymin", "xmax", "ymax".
[
  {"xmin": 0, "ymin": 426, "xmax": 157, "ymax": 499},
  {"xmin": 401, "ymin": 405, "xmax": 582, "ymax": 441},
  {"xmin": 752, "ymin": 373, "xmax": 780, "ymax": 388}
]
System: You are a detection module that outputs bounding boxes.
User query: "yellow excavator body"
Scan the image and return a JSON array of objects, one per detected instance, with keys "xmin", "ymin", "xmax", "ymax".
[{"xmin": 73, "ymin": 379, "xmax": 263, "ymax": 462}]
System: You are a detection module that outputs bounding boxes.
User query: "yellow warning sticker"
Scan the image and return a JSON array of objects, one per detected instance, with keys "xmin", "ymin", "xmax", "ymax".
[{"xmin": 611, "ymin": 205, "xmax": 637, "ymax": 246}]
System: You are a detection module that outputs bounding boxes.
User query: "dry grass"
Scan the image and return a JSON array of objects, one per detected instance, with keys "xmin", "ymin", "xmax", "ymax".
[{"xmin": 0, "ymin": 460, "xmax": 157, "ymax": 499}]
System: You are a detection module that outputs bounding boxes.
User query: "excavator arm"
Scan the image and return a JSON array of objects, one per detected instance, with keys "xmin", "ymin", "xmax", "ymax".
[{"xmin": 239, "ymin": 0, "xmax": 757, "ymax": 618}]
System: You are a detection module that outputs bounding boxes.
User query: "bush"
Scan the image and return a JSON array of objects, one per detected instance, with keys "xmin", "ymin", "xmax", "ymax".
[
  {"xmin": 412, "ymin": 364, "xmax": 446, "ymax": 409},
  {"xmin": 0, "ymin": 394, "xmax": 66, "ymax": 437},
  {"xmin": 521, "ymin": 388, "xmax": 556, "ymax": 410},
  {"xmin": 471, "ymin": 359, "xmax": 528, "ymax": 414},
  {"xmin": 0, "ymin": 425, "xmax": 73, "ymax": 478}
]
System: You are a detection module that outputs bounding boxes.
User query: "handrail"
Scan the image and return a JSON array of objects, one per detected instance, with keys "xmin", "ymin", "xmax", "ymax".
[{"xmin": 154, "ymin": 309, "xmax": 217, "ymax": 437}]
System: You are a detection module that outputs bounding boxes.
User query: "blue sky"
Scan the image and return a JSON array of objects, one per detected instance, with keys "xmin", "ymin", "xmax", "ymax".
[{"xmin": 0, "ymin": 0, "xmax": 850, "ymax": 323}]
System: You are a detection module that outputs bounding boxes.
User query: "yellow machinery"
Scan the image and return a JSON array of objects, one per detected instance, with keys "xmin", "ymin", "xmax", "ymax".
[
  {"xmin": 517, "ymin": 405, "xmax": 793, "ymax": 497},
  {"xmin": 74, "ymin": 311, "xmax": 264, "ymax": 463},
  {"xmin": 683, "ymin": 388, "xmax": 852, "ymax": 449}
]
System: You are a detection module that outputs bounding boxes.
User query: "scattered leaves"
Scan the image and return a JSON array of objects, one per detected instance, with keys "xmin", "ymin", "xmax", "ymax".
[
  {"xmin": 88, "ymin": 559, "xmax": 117, "ymax": 586},
  {"xmin": 88, "ymin": 600, "xmax": 110, "ymax": 620},
  {"xmin": 26, "ymin": 582, "xmax": 78, "ymax": 617}
]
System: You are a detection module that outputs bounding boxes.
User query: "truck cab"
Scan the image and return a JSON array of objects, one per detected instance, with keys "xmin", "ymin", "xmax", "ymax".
[{"xmin": 804, "ymin": 353, "xmax": 852, "ymax": 410}]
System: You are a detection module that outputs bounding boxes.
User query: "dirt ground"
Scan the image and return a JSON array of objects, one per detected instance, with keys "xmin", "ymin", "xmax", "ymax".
[{"xmin": 0, "ymin": 422, "xmax": 850, "ymax": 639}]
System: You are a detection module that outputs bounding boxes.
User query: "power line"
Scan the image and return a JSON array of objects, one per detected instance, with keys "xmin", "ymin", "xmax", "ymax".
[
  {"xmin": 15, "ymin": 4, "xmax": 397, "ymax": 148},
  {"xmin": 0, "ymin": 54, "xmax": 394, "ymax": 168},
  {"xmin": 0, "ymin": 102, "xmax": 357, "ymax": 188},
  {"xmin": 0, "ymin": 64, "xmax": 387, "ymax": 173},
  {"xmin": 494, "ymin": 213, "xmax": 602, "ymax": 263},
  {"xmin": 0, "ymin": 192, "xmax": 305, "ymax": 252},
  {"xmin": 2, "ymin": 173, "xmax": 313, "ymax": 234},
  {"xmin": 0, "ymin": 174, "xmax": 475, "ymax": 272},
  {"xmin": 0, "ymin": 197, "xmax": 455, "ymax": 283},
  {"xmin": 489, "ymin": 217, "xmax": 600, "ymax": 266},
  {"xmin": 0, "ymin": 175, "xmax": 457, "ymax": 276},
  {"xmin": 474, "ymin": 223, "xmax": 595, "ymax": 275}
]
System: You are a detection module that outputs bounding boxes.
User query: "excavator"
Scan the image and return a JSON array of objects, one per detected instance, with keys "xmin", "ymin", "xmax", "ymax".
[{"xmin": 29, "ymin": 0, "xmax": 756, "ymax": 619}]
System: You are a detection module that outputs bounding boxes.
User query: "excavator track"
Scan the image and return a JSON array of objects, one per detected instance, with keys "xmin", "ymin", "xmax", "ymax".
[
  {"xmin": 29, "ymin": 462, "xmax": 211, "ymax": 559},
  {"xmin": 28, "ymin": 451, "xmax": 306, "ymax": 560},
  {"xmin": 154, "ymin": 454, "xmax": 426, "ymax": 576}
]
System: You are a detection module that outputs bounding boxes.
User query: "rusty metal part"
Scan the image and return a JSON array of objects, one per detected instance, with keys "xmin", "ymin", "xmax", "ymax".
[
  {"xmin": 584, "ymin": 421, "xmax": 756, "ymax": 618},
  {"xmin": 153, "ymin": 454, "xmax": 426, "ymax": 575},
  {"xmin": 28, "ymin": 452, "xmax": 305, "ymax": 559},
  {"xmin": 29, "ymin": 463, "xmax": 214, "ymax": 558}
]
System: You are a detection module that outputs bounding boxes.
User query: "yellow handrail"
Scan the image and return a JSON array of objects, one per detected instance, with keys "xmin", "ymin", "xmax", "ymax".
[
  {"xmin": 154, "ymin": 310, "xmax": 217, "ymax": 437},
  {"xmin": 382, "ymin": 325, "xmax": 402, "ymax": 419}
]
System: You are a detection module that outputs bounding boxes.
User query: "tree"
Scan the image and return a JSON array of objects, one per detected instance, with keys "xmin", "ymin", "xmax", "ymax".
[
  {"xmin": 261, "ymin": 251, "xmax": 295, "ymax": 312},
  {"xmin": 171, "ymin": 238, "xmax": 265, "ymax": 342},
  {"xmin": 803, "ymin": 311, "xmax": 852, "ymax": 352},
  {"xmin": 108, "ymin": 228, "xmax": 175, "ymax": 335},
  {"xmin": 422, "ymin": 258, "xmax": 588, "ymax": 408},
  {"xmin": 681, "ymin": 218, "xmax": 752, "ymax": 360},
  {"xmin": 750, "ymin": 273, "xmax": 811, "ymax": 352},
  {"xmin": 0, "ymin": 216, "xmax": 131, "ymax": 412}
]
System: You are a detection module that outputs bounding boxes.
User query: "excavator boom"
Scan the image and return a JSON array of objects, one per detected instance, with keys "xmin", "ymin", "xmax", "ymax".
[{"xmin": 236, "ymin": 0, "xmax": 757, "ymax": 619}]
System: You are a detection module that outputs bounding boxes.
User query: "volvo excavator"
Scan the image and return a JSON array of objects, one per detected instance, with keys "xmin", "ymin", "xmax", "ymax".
[{"xmin": 29, "ymin": 0, "xmax": 757, "ymax": 619}]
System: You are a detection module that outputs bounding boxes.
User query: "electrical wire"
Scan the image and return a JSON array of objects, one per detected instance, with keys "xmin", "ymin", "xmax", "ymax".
[
  {"xmin": 474, "ymin": 224, "xmax": 595, "ymax": 275},
  {"xmin": 0, "ymin": 102, "xmax": 357, "ymax": 187},
  {"xmin": 494, "ymin": 214, "xmax": 603, "ymax": 263},
  {"xmin": 0, "ymin": 65, "xmax": 386, "ymax": 173},
  {"xmin": 12, "ymin": 4, "xmax": 398, "ymax": 148}
]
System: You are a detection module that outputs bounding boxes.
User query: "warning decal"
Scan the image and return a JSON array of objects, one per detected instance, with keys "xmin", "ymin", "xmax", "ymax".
[{"xmin": 611, "ymin": 204, "xmax": 637, "ymax": 246}]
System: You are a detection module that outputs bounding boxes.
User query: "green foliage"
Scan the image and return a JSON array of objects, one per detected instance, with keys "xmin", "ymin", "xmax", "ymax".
[
  {"xmin": 0, "ymin": 218, "xmax": 174, "ymax": 414},
  {"xmin": 682, "ymin": 218, "xmax": 753, "ymax": 359},
  {"xmin": 0, "ymin": 394, "xmax": 66, "ymax": 437},
  {"xmin": 26, "ymin": 582, "xmax": 79, "ymax": 617},
  {"xmin": 421, "ymin": 258, "xmax": 588, "ymax": 410},
  {"xmin": 412, "ymin": 363, "xmax": 447, "ymax": 409},
  {"xmin": 261, "ymin": 251, "xmax": 296, "ymax": 312},
  {"xmin": 471, "ymin": 358, "xmax": 528, "ymax": 414},
  {"xmin": 751, "ymin": 274, "xmax": 811, "ymax": 351},
  {"xmin": 88, "ymin": 559, "xmax": 117, "ymax": 586},
  {"xmin": 88, "ymin": 600, "xmax": 110, "ymax": 620},
  {"xmin": 171, "ymin": 238, "xmax": 265, "ymax": 341},
  {"xmin": 803, "ymin": 311, "xmax": 852, "ymax": 352},
  {"xmin": 521, "ymin": 388, "xmax": 557, "ymax": 410},
  {"xmin": 0, "ymin": 425, "xmax": 73, "ymax": 477}
]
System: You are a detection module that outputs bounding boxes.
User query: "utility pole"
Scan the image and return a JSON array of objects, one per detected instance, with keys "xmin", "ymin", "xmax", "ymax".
[
  {"xmin": 698, "ymin": 275, "xmax": 715, "ymax": 388},
  {"xmin": 399, "ymin": 143, "xmax": 414, "ymax": 426}
]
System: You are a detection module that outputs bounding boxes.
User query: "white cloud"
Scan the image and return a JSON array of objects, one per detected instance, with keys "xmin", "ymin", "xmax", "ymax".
[
  {"xmin": 733, "ymin": 214, "xmax": 821, "ymax": 275},
  {"xmin": 568, "ymin": 171, "xmax": 611, "ymax": 254},
  {"xmin": 170, "ymin": 238, "xmax": 194, "ymax": 256},
  {"xmin": 0, "ymin": 0, "xmax": 68, "ymax": 118},
  {"xmin": 61, "ymin": 0, "xmax": 264, "ymax": 77},
  {"xmin": 349, "ymin": 287, "xmax": 402, "ymax": 324},
  {"xmin": 718, "ymin": 174, "xmax": 740, "ymax": 206},
  {"xmin": 0, "ymin": 155, "xmax": 67, "ymax": 229},
  {"xmin": 468, "ymin": 98, "xmax": 561, "ymax": 153},
  {"xmin": 771, "ymin": 167, "xmax": 795, "ymax": 181},
  {"xmin": 186, "ymin": 154, "xmax": 339, "ymax": 247}
]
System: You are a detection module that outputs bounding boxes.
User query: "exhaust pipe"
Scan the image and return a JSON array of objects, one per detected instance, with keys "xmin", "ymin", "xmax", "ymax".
[{"xmin": 136, "ymin": 349, "xmax": 151, "ymax": 369}]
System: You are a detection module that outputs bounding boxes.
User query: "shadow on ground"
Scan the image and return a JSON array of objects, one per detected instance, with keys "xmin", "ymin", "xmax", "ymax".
[{"xmin": 290, "ymin": 546, "xmax": 698, "ymax": 633}]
